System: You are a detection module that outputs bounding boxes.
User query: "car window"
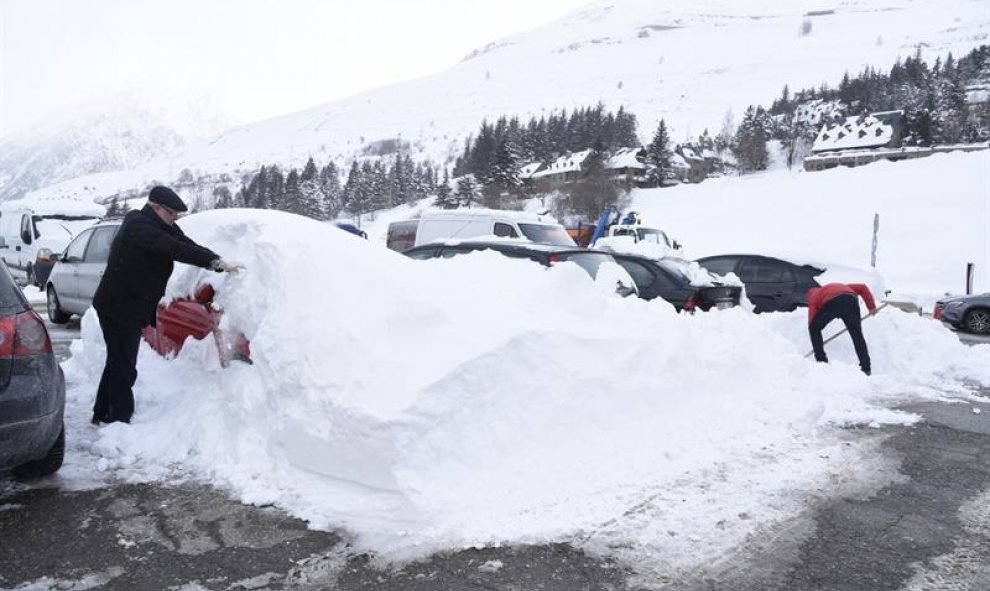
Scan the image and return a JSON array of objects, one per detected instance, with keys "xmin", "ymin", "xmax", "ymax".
[
  {"xmin": 697, "ymin": 257, "xmax": 738, "ymax": 276},
  {"xmin": 517, "ymin": 223, "xmax": 576, "ymax": 246},
  {"xmin": 493, "ymin": 223, "xmax": 518, "ymax": 238},
  {"xmin": 64, "ymin": 229, "xmax": 93, "ymax": 262},
  {"xmin": 779, "ymin": 266, "xmax": 795, "ymax": 283},
  {"xmin": 0, "ymin": 261, "xmax": 28, "ymax": 313},
  {"xmin": 555, "ymin": 252, "xmax": 616, "ymax": 278},
  {"xmin": 616, "ymin": 259, "xmax": 656, "ymax": 290},
  {"xmin": 740, "ymin": 258, "xmax": 787, "ymax": 283},
  {"xmin": 84, "ymin": 226, "xmax": 117, "ymax": 264},
  {"xmin": 439, "ymin": 246, "xmax": 478, "ymax": 258}
]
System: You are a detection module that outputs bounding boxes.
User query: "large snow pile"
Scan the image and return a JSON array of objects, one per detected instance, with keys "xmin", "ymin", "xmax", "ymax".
[{"xmin": 60, "ymin": 208, "xmax": 989, "ymax": 581}]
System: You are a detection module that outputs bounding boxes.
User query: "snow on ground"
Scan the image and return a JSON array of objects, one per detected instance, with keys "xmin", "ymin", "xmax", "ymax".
[{"xmin": 55, "ymin": 189, "xmax": 989, "ymax": 580}]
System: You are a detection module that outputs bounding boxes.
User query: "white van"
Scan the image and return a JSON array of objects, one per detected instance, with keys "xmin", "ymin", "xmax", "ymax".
[
  {"xmin": 0, "ymin": 199, "xmax": 105, "ymax": 287},
  {"xmin": 411, "ymin": 209, "xmax": 576, "ymax": 248}
]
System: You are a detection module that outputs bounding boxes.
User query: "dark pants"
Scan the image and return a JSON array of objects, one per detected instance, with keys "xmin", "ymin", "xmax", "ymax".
[
  {"xmin": 809, "ymin": 294, "xmax": 871, "ymax": 375},
  {"xmin": 93, "ymin": 315, "xmax": 143, "ymax": 424}
]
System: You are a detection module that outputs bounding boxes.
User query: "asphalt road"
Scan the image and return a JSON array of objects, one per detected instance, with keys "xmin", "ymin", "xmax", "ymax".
[{"xmin": 1, "ymin": 312, "xmax": 988, "ymax": 590}]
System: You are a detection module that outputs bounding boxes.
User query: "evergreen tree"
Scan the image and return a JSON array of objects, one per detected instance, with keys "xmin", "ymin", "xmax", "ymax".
[
  {"xmin": 213, "ymin": 186, "xmax": 233, "ymax": 209},
  {"xmin": 282, "ymin": 168, "xmax": 302, "ymax": 215},
  {"xmin": 434, "ymin": 170, "xmax": 457, "ymax": 209},
  {"xmin": 734, "ymin": 106, "xmax": 771, "ymax": 172},
  {"xmin": 105, "ymin": 197, "xmax": 121, "ymax": 217},
  {"xmin": 454, "ymin": 176, "xmax": 478, "ymax": 208},
  {"xmin": 484, "ymin": 136, "xmax": 522, "ymax": 207},
  {"xmin": 646, "ymin": 119, "xmax": 674, "ymax": 187},
  {"xmin": 320, "ymin": 161, "xmax": 343, "ymax": 219}
]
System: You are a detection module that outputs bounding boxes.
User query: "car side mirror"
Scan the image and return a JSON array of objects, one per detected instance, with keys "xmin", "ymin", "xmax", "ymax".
[{"xmin": 673, "ymin": 240, "xmax": 682, "ymax": 250}]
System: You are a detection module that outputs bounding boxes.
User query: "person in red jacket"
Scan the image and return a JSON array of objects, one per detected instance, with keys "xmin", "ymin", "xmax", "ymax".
[{"xmin": 807, "ymin": 283, "xmax": 877, "ymax": 375}]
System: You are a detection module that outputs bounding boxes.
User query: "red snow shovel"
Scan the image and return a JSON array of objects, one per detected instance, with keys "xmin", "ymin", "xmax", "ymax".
[{"xmin": 804, "ymin": 302, "xmax": 889, "ymax": 359}]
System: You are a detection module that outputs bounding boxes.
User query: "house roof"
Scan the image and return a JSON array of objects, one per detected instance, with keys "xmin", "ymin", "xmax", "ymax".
[
  {"xmin": 606, "ymin": 147, "xmax": 646, "ymax": 170},
  {"xmin": 795, "ymin": 99, "xmax": 843, "ymax": 127},
  {"xmin": 518, "ymin": 162, "xmax": 545, "ymax": 179},
  {"xmin": 812, "ymin": 110, "xmax": 903, "ymax": 153},
  {"xmin": 532, "ymin": 150, "xmax": 592, "ymax": 179}
]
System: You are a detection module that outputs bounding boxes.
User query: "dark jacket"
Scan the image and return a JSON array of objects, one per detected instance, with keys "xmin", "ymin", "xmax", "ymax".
[{"xmin": 93, "ymin": 206, "xmax": 219, "ymax": 328}]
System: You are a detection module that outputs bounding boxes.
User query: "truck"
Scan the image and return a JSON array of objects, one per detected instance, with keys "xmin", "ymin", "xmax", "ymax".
[
  {"xmin": 386, "ymin": 208, "xmax": 575, "ymax": 251},
  {"xmin": 589, "ymin": 206, "xmax": 681, "ymax": 252},
  {"xmin": 0, "ymin": 199, "xmax": 106, "ymax": 287}
]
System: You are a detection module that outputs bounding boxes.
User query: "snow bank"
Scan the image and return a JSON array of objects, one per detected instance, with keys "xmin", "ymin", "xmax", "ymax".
[{"xmin": 61, "ymin": 209, "xmax": 989, "ymax": 579}]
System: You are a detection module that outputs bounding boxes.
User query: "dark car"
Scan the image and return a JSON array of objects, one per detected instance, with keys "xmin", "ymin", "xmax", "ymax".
[
  {"xmin": 0, "ymin": 260, "xmax": 65, "ymax": 478},
  {"xmin": 403, "ymin": 240, "xmax": 637, "ymax": 297},
  {"xmin": 695, "ymin": 254, "xmax": 824, "ymax": 313},
  {"xmin": 610, "ymin": 254, "xmax": 741, "ymax": 312},
  {"xmin": 935, "ymin": 292, "xmax": 990, "ymax": 334}
]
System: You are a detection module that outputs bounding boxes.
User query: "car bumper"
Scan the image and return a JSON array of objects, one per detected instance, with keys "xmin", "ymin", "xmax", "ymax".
[
  {"xmin": 0, "ymin": 368, "xmax": 65, "ymax": 470},
  {"xmin": 940, "ymin": 307, "xmax": 966, "ymax": 329}
]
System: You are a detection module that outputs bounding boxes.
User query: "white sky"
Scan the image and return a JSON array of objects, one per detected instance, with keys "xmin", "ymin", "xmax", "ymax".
[{"xmin": 0, "ymin": 0, "xmax": 590, "ymax": 138}]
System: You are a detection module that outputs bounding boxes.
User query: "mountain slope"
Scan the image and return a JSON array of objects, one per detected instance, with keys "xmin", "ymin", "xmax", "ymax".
[{"xmin": 18, "ymin": 0, "xmax": 990, "ymax": 203}]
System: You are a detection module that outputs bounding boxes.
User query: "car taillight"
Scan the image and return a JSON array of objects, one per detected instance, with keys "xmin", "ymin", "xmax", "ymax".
[
  {"xmin": 0, "ymin": 311, "xmax": 53, "ymax": 357},
  {"xmin": 934, "ymin": 304, "xmax": 943, "ymax": 320},
  {"xmin": 683, "ymin": 294, "xmax": 699, "ymax": 313},
  {"xmin": 547, "ymin": 254, "xmax": 561, "ymax": 264}
]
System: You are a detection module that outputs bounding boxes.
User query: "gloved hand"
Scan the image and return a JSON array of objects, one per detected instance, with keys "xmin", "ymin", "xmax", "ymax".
[{"xmin": 212, "ymin": 259, "xmax": 245, "ymax": 273}]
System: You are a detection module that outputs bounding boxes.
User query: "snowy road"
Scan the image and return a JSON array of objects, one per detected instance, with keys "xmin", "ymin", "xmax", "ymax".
[{"xmin": 3, "ymin": 308, "xmax": 990, "ymax": 590}]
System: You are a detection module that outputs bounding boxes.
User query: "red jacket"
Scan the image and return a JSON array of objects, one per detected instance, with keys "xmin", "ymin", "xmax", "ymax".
[{"xmin": 807, "ymin": 283, "xmax": 877, "ymax": 324}]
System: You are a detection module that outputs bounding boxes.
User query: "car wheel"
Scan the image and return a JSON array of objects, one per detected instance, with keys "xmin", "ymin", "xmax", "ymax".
[
  {"xmin": 47, "ymin": 286, "xmax": 71, "ymax": 324},
  {"xmin": 964, "ymin": 308, "xmax": 990, "ymax": 335},
  {"xmin": 13, "ymin": 425, "xmax": 65, "ymax": 479}
]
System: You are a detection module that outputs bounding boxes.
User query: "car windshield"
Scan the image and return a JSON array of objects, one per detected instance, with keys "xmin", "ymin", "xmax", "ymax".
[
  {"xmin": 636, "ymin": 228, "xmax": 671, "ymax": 247},
  {"xmin": 556, "ymin": 252, "xmax": 617, "ymax": 277},
  {"xmin": 518, "ymin": 223, "xmax": 576, "ymax": 246}
]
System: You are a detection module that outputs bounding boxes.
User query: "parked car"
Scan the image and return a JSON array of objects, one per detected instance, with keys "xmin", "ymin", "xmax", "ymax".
[
  {"xmin": 695, "ymin": 254, "xmax": 825, "ymax": 313},
  {"xmin": 935, "ymin": 292, "xmax": 990, "ymax": 334},
  {"xmin": 45, "ymin": 220, "xmax": 122, "ymax": 324},
  {"xmin": 610, "ymin": 254, "xmax": 741, "ymax": 312},
  {"xmin": 0, "ymin": 259, "xmax": 65, "ymax": 478},
  {"xmin": 386, "ymin": 219, "xmax": 419, "ymax": 252},
  {"xmin": 403, "ymin": 240, "xmax": 637, "ymax": 297},
  {"xmin": 143, "ymin": 283, "xmax": 251, "ymax": 366},
  {"xmin": 0, "ymin": 200, "xmax": 104, "ymax": 288}
]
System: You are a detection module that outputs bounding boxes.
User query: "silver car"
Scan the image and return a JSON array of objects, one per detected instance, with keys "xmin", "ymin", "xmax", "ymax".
[{"xmin": 45, "ymin": 220, "xmax": 121, "ymax": 324}]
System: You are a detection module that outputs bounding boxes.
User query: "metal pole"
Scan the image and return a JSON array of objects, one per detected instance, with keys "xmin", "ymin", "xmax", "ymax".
[
  {"xmin": 966, "ymin": 263, "xmax": 975, "ymax": 295},
  {"xmin": 870, "ymin": 213, "xmax": 880, "ymax": 268}
]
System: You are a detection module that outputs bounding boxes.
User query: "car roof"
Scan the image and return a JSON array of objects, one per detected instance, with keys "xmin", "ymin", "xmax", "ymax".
[
  {"xmin": 415, "ymin": 239, "xmax": 595, "ymax": 254},
  {"xmin": 697, "ymin": 253, "xmax": 825, "ymax": 272}
]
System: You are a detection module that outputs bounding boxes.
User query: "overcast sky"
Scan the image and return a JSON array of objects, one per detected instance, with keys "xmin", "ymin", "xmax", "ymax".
[{"xmin": 0, "ymin": 0, "xmax": 589, "ymax": 138}]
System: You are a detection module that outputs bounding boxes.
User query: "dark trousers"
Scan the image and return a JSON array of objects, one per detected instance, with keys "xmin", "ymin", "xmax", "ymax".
[
  {"xmin": 93, "ymin": 315, "xmax": 143, "ymax": 424},
  {"xmin": 809, "ymin": 294, "xmax": 871, "ymax": 375}
]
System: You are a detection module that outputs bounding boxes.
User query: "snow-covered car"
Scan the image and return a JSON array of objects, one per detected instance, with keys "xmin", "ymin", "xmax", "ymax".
[
  {"xmin": 0, "ymin": 259, "xmax": 65, "ymax": 478},
  {"xmin": 695, "ymin": 254, "xmax": 885, "ymax": 313},
  {"xmin": 609, "ymin": 254, "xmax": 741, "ymax": 311},
  {"xmin": 403, "ymin": 239, "xmax": 638, "ymax": 297},
  {"xmin": 142, "ymin": 283, "xmax": 251, "ymax": 365},
  {"xmin": 934, "ymin": 292, "xmax": 990, "ymax": 335}
]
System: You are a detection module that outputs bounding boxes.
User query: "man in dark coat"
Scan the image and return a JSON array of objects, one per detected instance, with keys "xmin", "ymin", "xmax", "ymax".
[
  {"xmin": 91, "ymin": 186, "xmax": 239, "ymax": 424},
  {"xmin": 807, "ymin": 283, "xmax": 878, "ymax": 376}
]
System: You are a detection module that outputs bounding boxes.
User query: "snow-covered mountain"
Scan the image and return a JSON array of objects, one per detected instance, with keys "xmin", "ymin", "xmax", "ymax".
[
  {"xmin": 13, "ymin": 0, "xmax": 990, "ymax": 203},
  {"xmin": 0, "ymin": 99, "xmax": 229, "ymax": 202}
]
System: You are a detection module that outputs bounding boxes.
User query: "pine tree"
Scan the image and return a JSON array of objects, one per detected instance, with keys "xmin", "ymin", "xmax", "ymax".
[
  {"xmin": 105, "ymin": 197, "xmax": 121, "ymax": 217},
  {"xmin": 320, "ymin": 161, "xmax": 343, "ymax": 219},
  {"xmin": 566, "ymin": 145, "xmax": 618, "ymax": 219},
  {"xmin": 646, "ymin": 119, "xmax": 674, "ymax": 187},
  {"xmin": 484, "ymin": 136, "xmax": 521, "ymax": 207},
  {"xmin": 454, "ymin": 176, "xmax": 478, "ymax": 208},
  {"xmin": 282, "ymin": 168, "xmax": 302, "ymax": 214},
  {"xmin": 733, "ymin": 106, "xmax": 770, "ymax": 172},
  {"xmin": 435, "ymin": 170, "xmax": 457, "ymax": 209}
]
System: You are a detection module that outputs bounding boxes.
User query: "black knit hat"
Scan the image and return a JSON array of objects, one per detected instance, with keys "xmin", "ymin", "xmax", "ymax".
[{"xmin": 148, "ymin": 186, "xmax": 188, "ymax": 212}]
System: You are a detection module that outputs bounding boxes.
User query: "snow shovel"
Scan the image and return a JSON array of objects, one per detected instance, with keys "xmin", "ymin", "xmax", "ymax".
[{"xmin": 804, "ymin": 302, "xmax": 889, "ymax": 359}]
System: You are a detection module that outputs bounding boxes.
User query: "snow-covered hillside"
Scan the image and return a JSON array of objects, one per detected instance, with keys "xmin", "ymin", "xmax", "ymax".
[
  {"xmin": 0, "ymin": 99, "xmax": 229, "ymax": 202},
  {"xmin": 18, "ymin": 0, "xmax": 990, "ymax": 203}
]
